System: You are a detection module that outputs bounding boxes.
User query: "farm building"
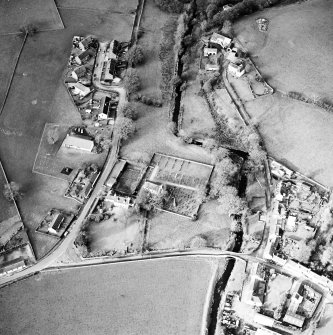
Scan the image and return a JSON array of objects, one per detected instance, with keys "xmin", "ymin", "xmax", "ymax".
[
  {"xmin": 62, "ymin": 134, "xmax": 94, "ymax": 152},
  {"xmin": 143, "ymin": 181, "xmax": 165, "ymax": 195},
  {"xmin": 210, "ymin": 32, "xmax": 232, "ymax": 49},
  {"xmin": 67, "ymin": 82, "xmax": 91, "ymax": 98},
  {"xmin": 105, "ymin": 192, "xmax": 133, "ymax": 209},
  {"xmin": 204, "ymin": 47, "xmax": 217, "ymax": 57},
  {"xmin": 79, "ymin": 36, "xmax": 94, "ymax": 51},
  {"xmin": 0, "ymin": 258, "xmax": 26, "ymax": 276},
  {"xmin": 48, "ymin": 213, "xmax": 65, "ymax": 235},
  {"xmin": 105, "ymin": 159, "xmax": 127, "ymax": 188},
  {"xmin": 228, "ymin": 62, "xmax": 245, "ymax": 78}
]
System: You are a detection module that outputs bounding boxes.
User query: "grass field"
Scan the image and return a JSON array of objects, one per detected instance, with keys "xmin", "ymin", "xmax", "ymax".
[
  {"xmin": 147, "ymin": 201, "xmax": 232, "ymax": 250},
  {"xmin": 245, "ymin": 93, "xmax": 333, "ymax": 187},
  {"xmin": 181, "ymin": 79, "xmax": 215, "ymax": 139},
  {"xmin": 234, "ymin": 0, "xmax": 333, "ymax": 101},
  {"xmin": 316, "ymin": 304, "xmax": 333, "ymax": 335},
  {"xmin": 0, "ymin": 258, "xmax": 214, "ymax": 335},
  {"xmin": 0, "ymin": 3, "xmax": 135, "ymax": 258},
  {"xmin": 0, "ymin": 35, "xmax": 23, "ymax": 107},
  {"xmin": 0, "ymin": 0, "xmax": 64, "ymax": 34}
]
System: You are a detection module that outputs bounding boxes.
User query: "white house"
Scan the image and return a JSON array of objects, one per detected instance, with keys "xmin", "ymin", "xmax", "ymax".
[
  {"xmin": 68, "ymin": 82, "xmax": 91, "ymax": 98},
  {"xmin": 105, "ymin": 192, "xmax": 132, "ymax": 209},
  {"xmin": 205, "ymin": 63, "xmax": 219, "ymax": 71},
  {"xmin": 204, "ymin": 47, "xmax": 217, "ymax": 57},
  {"xmin": 210, "ymin": 32, "xmax": 232, "ymax": 49},
  {"xmin": 228, "ymin": 62, "xmax": 245, "ymax": 78}
]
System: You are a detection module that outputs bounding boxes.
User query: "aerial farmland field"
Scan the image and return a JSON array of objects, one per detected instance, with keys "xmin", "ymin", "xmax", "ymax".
[
  {"xmin": 0, "ymin": 1, "xmax": 136, "ymax": 258},
  {"xmin": 0, "ymin": 0, "xmax": 64, "ymax": 34},
  {"xmin": 0, "ymin": 258, "xmax": 214, "ymax": 335},
  {"xmin": 234, "ymin": 0, "xmax": 333, "ymax": 102}
]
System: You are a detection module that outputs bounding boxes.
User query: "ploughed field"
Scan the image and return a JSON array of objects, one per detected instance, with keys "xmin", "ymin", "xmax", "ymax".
[{"xmin": 0, "ymin": 258, "xmax": 214, "ymax": 335}]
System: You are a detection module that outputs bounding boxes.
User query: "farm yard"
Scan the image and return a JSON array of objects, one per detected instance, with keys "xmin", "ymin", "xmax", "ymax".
[
  {"xmin": 0, "ymin": 258, "xmax": 214, "ymax": 335},
  {"xmin": 147, "ymin": 201, "xmax": 233, "ymax": 251},
  {"xmin": 0, "ymin": 0, "xmax": 64, "ymax": 34},
  {"xmin": 234, "ymin": 0, "xmax": 333, "ymax": 102},
  {"xmin": 33, "ymin": 123, "xmax": 111, "ymax": 181},
  {"xmin": 0, "ymin": 0, "xmax": 135, "ymax": 258}
]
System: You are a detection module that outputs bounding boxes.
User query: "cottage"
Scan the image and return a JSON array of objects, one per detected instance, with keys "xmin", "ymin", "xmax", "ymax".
[
  {"xmin": 105, "ymin": 192, "xmax": 132, "ymax": 209},
  {"xmin": 204, "ymin": 47, "xmax": 217, "ymax": 57},
  {"xmin": 48, "ymin": 213, "xmax": 65, "ymax": 235},
  {"xmin": 210, "ymin": 32, "xmax": 232, "ymax": 49},
  {"xmin": 68, "ymin": 82, "xmax": 91, "ymax": 98},
  {"xmin": 228, "ymin": 62, "xmax": 245, "ymax": 78},
  {"xmin": 98, "ymin": 96, "xmax": 117, "ymax": 123},
  {"xmin": 79, "ymin": 36, "xmax": 94, "ymax": 51},
  {"xmin": 63, "ymin": 134, "xmax": 94, "ymax": 152}
]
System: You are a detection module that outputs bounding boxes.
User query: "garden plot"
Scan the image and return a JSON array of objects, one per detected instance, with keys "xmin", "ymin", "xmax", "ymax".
[
  {"xmin": 88, "ymin": 207, "xmax": 144, "ymax": 256},
  {"xmin": 33, "ymin": 123, "xmax": 110, "ymax": 181},
  {"xmin": 263, "ymin": 274, "xmax": 293, "ymax": 314},
  {"xmin": 147, "ymin": 201, "xmax": 233, "ymax": 251},
  {"xmin": 0, "ymin": 0, "xmax": 63, "ymax": 34},
  {"xmin": 146, "ymin": 153, "xmax": 214, "ymax": 217}
]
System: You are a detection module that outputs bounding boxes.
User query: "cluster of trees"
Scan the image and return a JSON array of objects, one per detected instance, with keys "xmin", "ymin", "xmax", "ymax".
[
  {"xmin": 123, "ymin": 68, "xmax": 141, "ymax": 95},
  {"xmin": 115, "ymin": 116, "xmax": 136, "ymax": 141},
  {"xmin": 119, "ymin": 103, "xmax": 138, "ymax": 120},
  {"xmin": 206, "ymin": 0, "xmax": 282, "ymax": 30},
  {"xmin": 3, "ymin": 182, "xmax": 22, "ymax": 202},
  {"xmin": 136, "ymin": 188, "xmax": 168, "ymax": 212},
  {"xmin": 133, "ymin": 93, "xmax": 163, "ymax": 107},
  {"xmin": 159, "ymin": 17, "xmax": 179, "ymax": 100},
  {"xmin": 153, "ymin": 0, "xmax": 189, "ymax": 13},
  {"xmin": 127, "ymin": 45, "xmax": 144, "ymax": 66},
  {"xmin": 208, "ymin": 147, "xmax": 246, "ymax": 215}
]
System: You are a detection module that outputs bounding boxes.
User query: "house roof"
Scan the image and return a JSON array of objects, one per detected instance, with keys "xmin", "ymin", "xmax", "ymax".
[
  {"xmin": 283, "ymin": 312, "xmax": 305, "ymax": 328},
  {"xmin": 80, "ymin": 36, "xmax": 94, "ymax": 49},
  {"xmin": 204, "ymin": 47, "xmax": 217, "ymax": 53},
  {"xmin": 50, "ymin": 213, "xmax": 65, "ymax": 231},
  {"xmin": 68, "ymin": 82, "xmax": 90, "ymax": 95},
  {"xmin": 143, "ymin": 181, "xmax": 163, "ymax": 194},
  {"xmin": 105, "ymin": 193, "xmax": 131, "ymax": 205},
  {"xmin": 73, "ymin": 65, "xmax": 86, "ymax": 76},
  {"xmin": 210, "ymin": 32, "xmax": 232, "ymax": 46},
  {"xmin": 63, "ymin": 134, "xmax": 94, "ymax": 151}
]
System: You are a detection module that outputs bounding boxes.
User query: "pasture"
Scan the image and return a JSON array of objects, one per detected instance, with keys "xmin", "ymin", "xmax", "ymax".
[
  {"xmin": 0, "ymin": 3, "xmax": 135, "ymax": 258},
  {"xmin": 0, "ymin": 0, "xmax": 63, "ymax": 34},
  {"xmin": 0, "ymin": 258, "xmax": 214, "ymax": 335},
  {"xmin": 234, "ymin": 0, "xmax": 333, "ymax": 101},
  {"xmin": 245, "ymin": 93, "xmax": 333, "ymax": 187}
]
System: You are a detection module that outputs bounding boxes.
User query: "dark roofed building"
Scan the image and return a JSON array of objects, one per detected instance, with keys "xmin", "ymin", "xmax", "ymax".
[
  {"xmin": 48, "ymin": 213, "xmax": 65, "ymax": 235},
  {"xmin": 79, "ymin": 36, "xmax": 94, "ymax": 51}
]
